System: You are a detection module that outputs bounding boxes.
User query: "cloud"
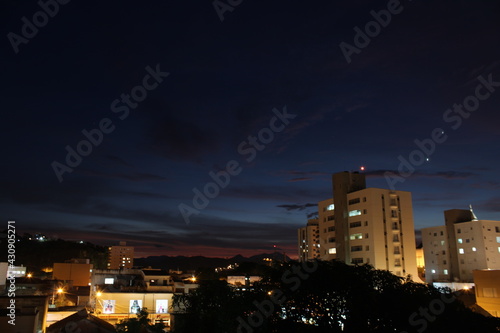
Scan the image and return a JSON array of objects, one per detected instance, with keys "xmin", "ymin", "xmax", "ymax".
[
  {"xmin": 288, "ymin": 177, "xmax": 313, "ymax": 182},
  {"xmin": 307, "ymin": 212, "xmax": 318, "ymax": 219},
  {"xmin": 365, "ymin": 170, "xmax": 476, "ymax": 179},
  {"xmin": 79, "ymin": 169, "xmax": 168, "ymax": 182},
  {"xmin": 275, "ymin": 170, "xmax": 329, "ymax": 183},
  {"xmin": 277, "ymin": 203, "xmax": 317, "ymax": 211},
  {"xmin": 477, "ymin": 197, "xmax": 500, "ymax": 213},
  {"xmin": 106, "ymin": 155, "xmax": 133, "ymax": 167}
]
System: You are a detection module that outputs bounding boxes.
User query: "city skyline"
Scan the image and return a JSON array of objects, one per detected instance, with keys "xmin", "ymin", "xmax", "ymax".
[{"xmin": 2, "ymin": 1, "xmax": 500, "ymax": 258}]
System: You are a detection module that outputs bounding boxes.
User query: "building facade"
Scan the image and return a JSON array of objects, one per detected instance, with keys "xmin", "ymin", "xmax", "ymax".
[
  {"xmin": 474, "ymin": 269, "xmax": 500, "ymax": 317},
  {"xmin": 53, "ymin": 259, "xmax": 93, "ymax": 287},
  {"xmin": 108, "ymin": 241, "xmax": 134, "ymax": 269},
  {"xmin": 423, "ymin": 209, "xmax": 500, "ymax": 282},
  {"xmin": 298, "ymin": 219, "xmax": 320, "ymax": 261},
  {"xmin": 299, "ymin": 171, "xmax": 420, "ymax": 280}
]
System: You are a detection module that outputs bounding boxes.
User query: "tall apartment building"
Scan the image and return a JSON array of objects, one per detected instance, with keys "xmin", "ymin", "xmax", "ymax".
[
  {"xmin": 108, "ymin": 241, "xmax": 134, "ymax": 269},
  {"xmin": 298, "ymin": 219, "xmax": 320, "ymax": 261},
  {"xmin": 422, "ymin": 208, "xmax": 500, "ymax": 282},
  {"xmin": 299, "ymin": 171, "xmax": 419, "ymax": 280}
]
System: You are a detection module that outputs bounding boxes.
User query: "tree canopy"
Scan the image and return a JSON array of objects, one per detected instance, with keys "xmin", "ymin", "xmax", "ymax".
[
  {"xmin": 115, "ymin": 309, "xmax": 166, "ymax": 333},
  {"xmin": 172, "ymin": 260, "xmax": 500, "ymax": 333}
]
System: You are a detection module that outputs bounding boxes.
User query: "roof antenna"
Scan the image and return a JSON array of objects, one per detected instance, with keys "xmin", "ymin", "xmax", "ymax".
[{"xmin": 469, "ymin": 204, "xmax": 478, "ymax": 221}]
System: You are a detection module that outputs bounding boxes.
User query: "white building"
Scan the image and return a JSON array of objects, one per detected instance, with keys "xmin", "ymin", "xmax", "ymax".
[
  {"xmin": 298, "ymin": 219, "xmax": 320, "ymax": 261},
  {"xmin": 299, "ymin": 171, "xmax": 420, "ymax": 280},
  {"xmin": 423, "ymin": 208, "xmax": 500, "ymax": 282}
]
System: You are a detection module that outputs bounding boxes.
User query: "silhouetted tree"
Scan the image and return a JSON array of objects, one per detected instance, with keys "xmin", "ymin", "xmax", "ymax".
[
  {"xmin": 115, "ymin": 310, "xmax": 166, "ymax": 333},
  {"xmin": 173, "ymin": 260, "xmax": 500, "ymax": 332}
]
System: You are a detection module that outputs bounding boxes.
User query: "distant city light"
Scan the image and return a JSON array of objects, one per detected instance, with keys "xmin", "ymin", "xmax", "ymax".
[{"xmin": 360, "ymin": 166, "xmax": 365, "ymax": 171}]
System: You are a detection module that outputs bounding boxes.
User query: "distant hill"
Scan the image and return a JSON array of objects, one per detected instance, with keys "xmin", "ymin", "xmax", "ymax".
[
  {"xmin": 0, "ymin": 232, "xmax": 108, "ymax": 271},
  {"xmin": 134, "ymin": 252, "xmax": 292, "ymax": 271}
]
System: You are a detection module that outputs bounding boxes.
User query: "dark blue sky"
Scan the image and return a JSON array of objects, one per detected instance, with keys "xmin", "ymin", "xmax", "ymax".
[{"xmin": 2, "ymin": 0, "xmax": 500, "ymax": 258}]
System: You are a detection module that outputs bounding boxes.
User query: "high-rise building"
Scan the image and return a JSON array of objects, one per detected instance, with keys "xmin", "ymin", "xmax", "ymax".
[
  {"xmin": 299, "ymin": 171, "xmax": 419, "ymax": 280},
  {"xmin": 298, "ymin": 219, "xmax": 320, "ymax": 261},
  {"xmin": 422, "ymin": 208, "xmax": 500, "ymax": 282},
  {"xmin": 108, "ymin": 241, "xmax": 134, "ymax": 269}
]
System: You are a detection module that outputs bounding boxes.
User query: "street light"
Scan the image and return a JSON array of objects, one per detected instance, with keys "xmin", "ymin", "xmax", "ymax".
[{"xmin": 52, "ymin": 288, "xmax": 63, "ymax": 305}]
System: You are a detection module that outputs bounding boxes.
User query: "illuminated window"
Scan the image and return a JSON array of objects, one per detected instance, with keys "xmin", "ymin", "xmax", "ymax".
[
  {"xmin": 130, "ymin": 300, "xmax": 143, "ymax": 314},
  {"xmin": 496, "ymin": 237, "xmax": 500, "ymax": 243},
  {"xmin": 349, "ymin": 210, "xmax": 361, "ymax": 217},
  {"xmin": 459, "ymin": 248, "xmax": 464, "ymax": 254},
  {"xmin": 327, "ymin": 204, "xmax": 334, "ymax": 211},
  {"xmin": 350, "ymin": 233, "xmax": 363, "ymax": 240},
  {"xmin": 431, "ymin": 269, "xmax": 436, "ymax": 273},
  {"xmin": 328, "ymin": 248, "xmax": 336, "ymax": 254},
  {"xmin": 103, "ymin": 300, "xmax": 116, "ymax": 314},
  {"xmin": 444, "ymin": 270, "xmax": 448, "ymax": 275},
  {"xmin": 458, "ymin": 239, "xmax": 463, "ymax": 244},
  {"xmin": 104, "ymin": 278, "xmax": 114, "ymax": 285},
  {"xmin": 441, "ymin": 240, "xmax": 445, "ymax": 246},
  {"xmin": 156, "ymin": 300, "xmax": 168, "ymax": 313}
]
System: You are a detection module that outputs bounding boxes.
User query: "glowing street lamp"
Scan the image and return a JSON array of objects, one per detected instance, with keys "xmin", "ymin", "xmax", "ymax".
[{"xmin": 52, "ymin": 288, "xmax": 63, "ymax": 305}]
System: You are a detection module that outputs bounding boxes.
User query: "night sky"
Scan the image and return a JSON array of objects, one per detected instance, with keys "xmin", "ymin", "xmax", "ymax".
[{"xmin": 2, "ymin": 0, "xmax": 500, "ymax": 259}]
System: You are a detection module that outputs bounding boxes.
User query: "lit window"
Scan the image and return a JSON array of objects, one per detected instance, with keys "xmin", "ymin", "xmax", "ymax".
[
  {"xmin": 444, "ymin": 270, "xmax": 448, "ymax": 275},
  {"xmin": 496, "ymin": 236, "xmax": 500, "ymax": 243},
  {"xmin": 350, "ymin": 233, "xmax": 363, "ymax": 240},
  {"xmin": 459, "ymin": 248, "xmax": 464, "ymax": 254},
  {"xmin": 431, "ymin": 269, "xmax": 436, "ymax": 274},
  {"xmin": 458, "ymin": 239, "xmax": 463, "ymax": 244},
  {"xmin": 104, "ymin": 278, "xmax": 114, "ymax": 284},
  {"xmin": 472, "ymin": 247, "xmax": 477, "ymax": 252},
  {"xmin": 328, "ymin": 248, "xmax": 336, "ymax": 254},
  {"xmin": 441, "ymin": 241, "xmax": 445, "ymax": 246},
  {"xmin": 349, "ymin": 210, "xmax": 362, "ymax": 217},
  {"xmin": 327, "ymin": 204, "xmax": 334, "ymax": 211}
]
